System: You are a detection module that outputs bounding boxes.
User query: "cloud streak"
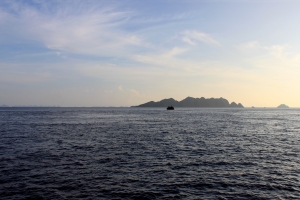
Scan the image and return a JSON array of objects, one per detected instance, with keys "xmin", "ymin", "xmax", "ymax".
[
  {"xmin": 0, "ymin": 1, "xmax": 143, "ymax": 57},
  {"xmin": 182, "ymin": 31, "xmax": 221, "ymax": 46}
]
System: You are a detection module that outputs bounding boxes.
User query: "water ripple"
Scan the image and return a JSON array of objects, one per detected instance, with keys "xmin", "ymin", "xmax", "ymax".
[{"xmin": 0, "ymin": 107, "xmax": 299, "ymax": 199}]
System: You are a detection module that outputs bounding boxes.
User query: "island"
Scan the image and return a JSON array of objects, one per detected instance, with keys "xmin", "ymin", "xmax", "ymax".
[
  {"xmin": 132, "ymin": 97, "xmax": 244, "ymax": 108},
  {"xmin": 277, "ymin": 104, "xmax": 289, "ymax": 108}
]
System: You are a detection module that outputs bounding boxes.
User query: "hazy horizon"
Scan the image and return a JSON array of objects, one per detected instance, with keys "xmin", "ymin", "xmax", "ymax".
[
  {"xmin": 1, "ymin": 0, "xmax": 300, "ymax": 107},
  {"xmin": 0, "ymin": 96, "xmax": 297, "ymax": 109}
]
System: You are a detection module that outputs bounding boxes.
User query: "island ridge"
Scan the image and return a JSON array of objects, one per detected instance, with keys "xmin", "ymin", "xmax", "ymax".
[{"xmin": 133, "ymin": 97, "xmax": 244, "ymax": 108}]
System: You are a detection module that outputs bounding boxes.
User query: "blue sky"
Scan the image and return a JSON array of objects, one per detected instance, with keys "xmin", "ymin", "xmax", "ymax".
[{"xmin": 1, "ymin": 0, "xmax": 300, "ymax": 107}]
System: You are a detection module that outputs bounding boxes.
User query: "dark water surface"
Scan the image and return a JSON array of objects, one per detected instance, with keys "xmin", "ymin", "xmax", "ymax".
[{"xmin": 0, "ymin": 107, "xmax": 299, "ymax": 199}]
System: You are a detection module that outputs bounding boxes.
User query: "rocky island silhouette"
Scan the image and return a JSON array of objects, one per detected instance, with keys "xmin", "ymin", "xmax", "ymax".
[
  {"xmin": 133, "ymin": 97, "xmax": 244, "ymax": 108},
  {"xmin": 277, "ymin": 104, "xmax": 289, "ymax": 108}
]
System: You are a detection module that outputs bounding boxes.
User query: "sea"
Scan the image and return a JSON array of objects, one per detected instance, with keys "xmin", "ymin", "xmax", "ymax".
[{"xmin": 0, "ymin": 107, "xmax": 299, "ymax": 200}]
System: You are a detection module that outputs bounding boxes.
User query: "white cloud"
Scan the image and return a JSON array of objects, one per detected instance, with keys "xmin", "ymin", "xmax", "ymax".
[
  {"xmin": 0, "ymin": 1, "xmax": 143, "ymax": 57},
  {"xmin": 235, "ymin": 41, "xmax": 300, "ymax": 96},
  {"xmin": 129, "ymin": 89, "xmax": 139, "ymax": 95},
  {"xmin": 118, "ymin": 85, "xmax": 140, "ymax": 96},
  {"xmin": 133, "ymin": 46, "xmax": 205, "ymax": 72},
  {"xmin": 182, "ymin": 36, "xmax": 196, "ymax": 45},
  {"xmin": 165, "ymin": 47, "xmax": 188, "ymax": 57},
  {"xmin": 182, "ymin": 31, "xmax": 221, "ymax": 46},
  {"xmin": 237, "ymin": 41, "xmax": 288, "ymax": 55},
  {"xmin": 237, "ymin": 41, "xmax": 260, "ymax": 50}
]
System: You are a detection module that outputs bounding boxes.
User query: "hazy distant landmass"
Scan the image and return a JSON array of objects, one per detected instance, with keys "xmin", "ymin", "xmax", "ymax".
[
  {"xmin": 0, "ymin": 105, "xmax": 62, "ymax": 107},
  {"xmin": 133, "ymin": 97, "xmax": 244, "ymax": 108},
  {"xmin": 277, "ymin": 104, "xmax": 289, "ymax": 108}
]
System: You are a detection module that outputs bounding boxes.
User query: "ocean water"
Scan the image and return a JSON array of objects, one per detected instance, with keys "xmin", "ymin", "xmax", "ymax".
[{"xmin": 0, "ymin": 107, "xmax": 299, "ymax": 199}]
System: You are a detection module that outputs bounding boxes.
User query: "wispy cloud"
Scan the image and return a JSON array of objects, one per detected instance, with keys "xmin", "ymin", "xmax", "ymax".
[
  {"xmin": 129, "ymin": 89, "xmax": 139, "ymax": 95},
  {"xmin": 182, "ymin": 31, "xmax": 221, "ymax": 46},
  {"xmin": 237, "ymin": 41, "xmax": 260, "ymax": 50},
  {"xmin": 236, "ymin": 41, "xmax": 298, "ymax": 64},
  {"xmin": 182, "ymin": 36, "xmax": 196, "ymax": 45},
  {"xmin": 118, "ymin": 85, "xmax": 139, "ymax": 96},
  {"xmin": 0, "ymin": 1, "xmax": 143, "ymax": 57},
  {"xmin": 237, "ymin": 41, "xmax": 288, "ymax": 54},
  {"xmin": 133, "ymin": 47, "xmax": 197, "ymax": 71}
]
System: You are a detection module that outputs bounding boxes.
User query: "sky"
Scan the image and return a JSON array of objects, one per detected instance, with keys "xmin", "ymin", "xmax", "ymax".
[{"xmin": 1, "ymin": 0, "xmax": 300, "ymax": 107}]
